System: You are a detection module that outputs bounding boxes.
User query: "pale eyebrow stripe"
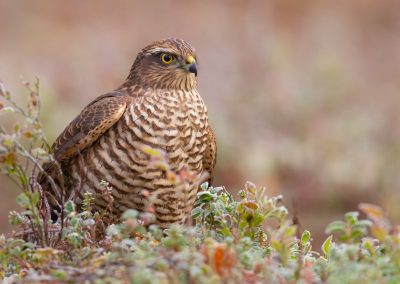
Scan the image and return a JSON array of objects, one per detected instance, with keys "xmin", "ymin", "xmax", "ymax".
[{"xmin": 148, "ymin": 47, "xmax": 177, "ymax": 54}]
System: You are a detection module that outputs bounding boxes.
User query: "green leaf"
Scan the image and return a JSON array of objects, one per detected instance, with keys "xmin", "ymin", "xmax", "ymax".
[
  {"xmin": 239, "ymin": 220, "xmax": 247, "ymax": 230},
  {"xmin": 322, "ymin": 235, "xmax": 333, "ymax": 257},
  {"xmin": 350, "ymin": 230, "xmax": 363, "ymax": 240},
  {"xmin": 64, "ymin": 201, "xmax": 75, "ymax": 214},
  {"xmin": 197, "ymin": 191, "xmax": 213, "ymax": 203},
  {"xmin": 245, "ymin": 181, "xmax": 257, "ymax": 194},
  {"xmin": 31, "ymin": 147, "xmax": 49, "ymax": 158},
  {"xmin": 212, "ymin": 186, "xmax": 224, "ymax": 194},
  {"xmin": 122, "ymin": 209, "xmax": 139, "ymax": 220},
  {"xmin": 14, "ymin": 123, "xmax": 20, "ymax": 132},
  {"xmin": 8, "ymin": 210, "xmax": 24, "ymax": 225},
  {"xmin": 345, "ymin": 212, "xmax": 359, "ymax": 225},
  {"xmin": 30, "ymin": 191, "xmax": 39, "ymax": 207},
  {"xmin": 221, "ymin": 226, "xmax": 231, "ymax": 237},
  {"xmin": 244, "ymin": 201, "xmax": 258, "ymax": 210},
  {"xmin": 1, "ymin": 106, "xmax": 16, "ymax": 113},
  {"xmin": 51, "ymin": 269, "xmax": 67, "ymax": 280},
  {"xmin": 70, "ymin": 217, "xmax": 79, "ymax": 228},
  {"xmin": 238, "ymin": 189, "xmax": 246, "ymax": 199},
  {"xmin": 106, "ymin": 224, "xmax": 120, "ymax": 237},
  {"xmin": 251, "ymin": 213, "xmax": 264, "ymax": 226},
  {"xmin": 284, "ymin": 225, "xmax": 297, "ymax": 238},
  {"xmin": 82, "ymin": 219, "xmax": 95, "ymax": 227},
  {"xmin": 18, "ymin": 172, "xmax": 28, "ymax": 186},
  {"xmin": 271, "ymin": 240, "xmax": 281, "ymax": 252},
  {"xmin": 200, "ymin": 182, "xmax": 209, "ymax": 190},
  {"xmin": 191, "ymin": 207, "xmax": 203, "ymax": 219},
  {"xmin": 325, "ymin": 220, "xmax": 346, "ymax": 234},
  {"xmin": 66, "ymin": 232, "xmax": 82, "ymax": 247},
  {"xmin": 301, "ymin": 230, "xmax": 311, "ymax": 245},
  {"xmin": 357, "ymin": 220, "xmax": 373, "ymax": 228},
  {"xmin": 16, "ymin": 193, "xmax": 29, "ymax": 208}
]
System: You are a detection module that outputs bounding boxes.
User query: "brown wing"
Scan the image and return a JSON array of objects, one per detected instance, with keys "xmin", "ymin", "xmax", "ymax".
[
  {"xmin": 203, "ymin": 125, "xmax": 217, "ymax": 184},
  {"xmin": 38, "ymin": 91, "xmax": 128, "ymax": 213},
  {"xmin": 39, "ymin": 91, "xmax": 127, "ymax": 182},
  {"xmin": 52, "ymin": 91, "xmax": 127, "ymax": 161}
]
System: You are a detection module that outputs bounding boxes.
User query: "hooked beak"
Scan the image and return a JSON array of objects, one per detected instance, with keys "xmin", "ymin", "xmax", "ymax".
[{"xmin": 184, "ymin": 55, "xmax": 198, "ymax": 76}]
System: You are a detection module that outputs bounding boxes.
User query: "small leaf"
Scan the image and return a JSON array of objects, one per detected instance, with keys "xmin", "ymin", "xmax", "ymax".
[
  {"xmin": 31, "ymin": 191, "xmax": 39, "ymax": 207},
  {"xmin": 191, "ymin": 207, "xmax": 203, "ymax": 219},
  {"xmin": 352, "ymin": 221, "xmax": 372, "ymax": 233},
  {"xmin": 197, "ymin": 191, "xmax": 213, "ymax": 203},
  {"xmin": 221, "ymin": 226, "xmax": 231, "ymax": 237},
  {"xmin": 51, "ymin": 270, "xmax": 67, "ymax": 280},
  {"xmin": 350, "ymin": 230, "xmax": 363, "ymax": 240},
  {"xmin": 66, "ymin": 232, "xmax": 81, "ymax": 247},
  {"xmin": 325, "ymin": 220, "xmax": 346, "ymax": 234},
  {"xmin": 3, "ymin": 135, "xmax": 14, "ymax": 148},
  {"xmin": 345, "ymin": 212, "xmax": 359, "ymax": 225},
  {"xmin": 23, "ymin": 131, "xmax": 34, "ymax": 139},
  {"xmin": 70, "ymin": 217, "xmax": 79, "ymax": 228},
  {"xmin": 245, "ymin": 181, "xmax": 257, "ymax": 194},
  {"xmin": 122, "ymin": 209, "xmax": 139, "ymax": 220},
  {"xmin": 64, "ymin": 201, "xmax": 75, "ymax": 214},
  {"xmin": 2, "ymin": 152, "xmax": 17, "ymax": 166},
  {"xmin": 284, "ymin": 225, "xmax": 297, "ymax": 238},
  {"xmin": 251, "ymin": 213, "xmax": 264, "ymax": 226},
  {"xmin": 82, "ymin": 219, "xmax": 95, "ymax": 227},
  {"xmin": 239, "ymin": 220, "xmax": 247, "ymax": 230},
  {"xmin": 106, "ymin": 224, "xmax": 120, "ymax": 237},
  {"xmin": 362, "ymin": 237, "xmax": 378, "ymax": 254},
  {"xmin": 16, "ymin": 193, "xmax": 30, "ymax": 208},
  {"xmin": 321, "ymin": 235, "xmax": 333, "ymax": 257},
  {"xmin": 212, "ymin": 186, "xmax": 224, "ymax": 194},
  {"xmin": 370, "ymin": 225, "xmax": 386, "ymax": 241},
  {"xmin": 301, "ymin": 230, "xmax": 311, "ymax": 245},
  {"xmin": 1, "ymin": 106, "xmax": 16, "ymax": 113},
  {"xmin": 31, "ymin": 147, "xmax": 49, "ymax": 158},
  {"xmin": 244, "ymin": 201, "xmax": 258, "ymax": 210},
  {"xmin": 271, "ymin": 240, "xmax": 281, "ymax": 252},
  {"xmin": 212, "ymin": 244, "xmax": 234, "ymax": 276},
  {"xmin": 359, "ymin": 203, "xmax": 385, "ymax": 222},
  {"xmin": 357, "ymin": 220, "xmax": 373, "ymax": 227},
  {"xmin": 273, "ymin": 206, "xmax": 288, "ymax": 219},
  {"xmin": 14, "ymin": 123, "xmax": 20, "ymax": 132},
  {"xmin": 200, "ymin": 182, "xmax": 209, "ymax": 190},
  {"xmin": 8, "ymin": 210, "xmax": 24, "ymax": 225}
]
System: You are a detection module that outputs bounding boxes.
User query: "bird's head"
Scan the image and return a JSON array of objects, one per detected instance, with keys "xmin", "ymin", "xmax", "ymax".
[{"xmin": 125, "ymin": 38, "xmax": 198, "ymax": 91}]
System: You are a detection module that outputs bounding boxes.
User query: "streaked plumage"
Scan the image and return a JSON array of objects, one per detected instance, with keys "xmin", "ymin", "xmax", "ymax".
[{"xmin": 40, "ymin": 38, "xmax": 216, "ymax": 228}]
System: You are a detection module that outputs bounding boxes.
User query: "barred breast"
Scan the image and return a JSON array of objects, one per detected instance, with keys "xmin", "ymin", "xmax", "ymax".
[{"xmin": 66, "ymin": 88, "xmax": 209, "ymax": 227}]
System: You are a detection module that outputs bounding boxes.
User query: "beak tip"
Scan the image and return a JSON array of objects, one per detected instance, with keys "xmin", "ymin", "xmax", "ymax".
[{"xmin": 188, "ymin": 63, "xmax": 198, "ymax": 76}]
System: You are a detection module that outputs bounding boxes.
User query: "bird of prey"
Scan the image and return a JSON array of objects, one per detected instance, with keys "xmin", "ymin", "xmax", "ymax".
[{"xmin": 40, "ymin": 38, "xmax": 216, "ymax": 228}]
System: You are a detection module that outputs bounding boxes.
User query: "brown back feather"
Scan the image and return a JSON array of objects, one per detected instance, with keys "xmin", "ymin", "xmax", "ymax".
[{"xmin": 38, "ymin": 91, "xmax": 128, "ymax": 186}]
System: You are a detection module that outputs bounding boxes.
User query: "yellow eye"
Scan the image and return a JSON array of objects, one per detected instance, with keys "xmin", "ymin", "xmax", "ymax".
[{"xmin": 160, "ymin": 53, "xmax": 175, "ymax": 64}]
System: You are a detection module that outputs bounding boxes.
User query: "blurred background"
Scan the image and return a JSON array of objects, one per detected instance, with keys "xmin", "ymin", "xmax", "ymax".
[{"xmin": 1, "ymin": 0, "xmax": 400, "ymax": 246}]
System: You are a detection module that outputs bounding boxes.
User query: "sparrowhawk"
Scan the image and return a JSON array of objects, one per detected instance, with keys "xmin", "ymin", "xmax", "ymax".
[{"xmin": 40, "ymin": 38, "xmax": 216, "ymax": 228}]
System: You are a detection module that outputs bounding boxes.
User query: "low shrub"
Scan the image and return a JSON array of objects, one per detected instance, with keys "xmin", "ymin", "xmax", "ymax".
[{"xmin": 1, "ymin": 80, "xmax": 399, "ymax": 283}]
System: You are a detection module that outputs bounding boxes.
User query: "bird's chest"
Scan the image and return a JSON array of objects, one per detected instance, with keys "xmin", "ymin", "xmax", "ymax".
[{"xmin": 119, "ymin": 90, "xmax": 208, "ymax": 171}]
